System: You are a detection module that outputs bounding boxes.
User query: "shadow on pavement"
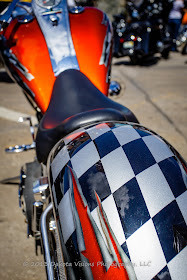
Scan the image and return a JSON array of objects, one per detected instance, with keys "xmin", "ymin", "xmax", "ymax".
[
  {"xmin": 0, "ymin": 70, "xmax": 14, "ymax": 83},
  {"xmin": 113, "ymin": 56, "xmax": 161, "ymax": 67},
  {"xmin": 0, "ymin": 175, "xmax": 20, "ymax": 185}
]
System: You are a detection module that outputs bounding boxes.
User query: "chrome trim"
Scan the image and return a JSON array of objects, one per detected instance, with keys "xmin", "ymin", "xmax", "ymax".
[
  {"xmin": 0, "ymin": 0, "xmax": 19, "ymax": 25},
  {"xmin": 13, "ymin": 3, "xmax": 33, "ymax": 20},
  {"xmin": 33, "ymin": 184, "xmax": 48, "ymax": 194},
  {"xmin": 0, "ymin": 1, "xmax": 33, "ymax": 28},
  {"xmin": 32, "ymin": 201, "xmax": 43, "ymax": 234},
  {"xmin": 32, "ymin": 0, "xmax": 80, "ymax": 76},
  {"xmin": 3, "ymin": 49, "xmax": 34, "ymax": 81},
  {"xmin": 5, "ymin": 142, "xmax": 36, "ymax": 153},
  {"xmin": 49, "ymin": 14, "xmax": 59, "ymax": 26},
  {"xmin": 33, "ymin": 177, "xmax": 49, "ymax": 202},
  {"xmin": 41, "ymin": 203, "xmax": 54, "ymax": 280},
  {"xmin": 42, "ymin": 9, "xmax": 62, "ymax": 16},
  {"xmin": 5, "ymin": 116, "xmax": 36, "ymax": 153},
  {"xmin": 18, "ymin": 116, "xmax": 35, "ymax": 142},
  {"xmin": 99, "ymin": 15, "xmax": 112, "ymax": 67},
  {"xmin": 17, "ymin": 14, "xmax": 34, "ymax": 23},
  {"xmin": 0, "ymin": 40, "xmax": 36, "ymax": 100},
  {"xmin": 109, "ymin": 81, "xmax": 121, "ymax": 96},
  {"xmin": 49, "ymin": 219, "xmax": 57, "ymax": 231},
  {"xmin": 69, "ymin": 6, "xmax": 85, "ymax": 14}
]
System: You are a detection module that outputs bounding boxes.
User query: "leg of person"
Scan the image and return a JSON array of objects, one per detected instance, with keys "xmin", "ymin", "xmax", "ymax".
[
  {"xmin": 172, "ymin": 18, "xmax": 182, "ymax": 51},
  {"xmin": 168, "ymin": 18, "xmax": 176, "ymax": 51}
]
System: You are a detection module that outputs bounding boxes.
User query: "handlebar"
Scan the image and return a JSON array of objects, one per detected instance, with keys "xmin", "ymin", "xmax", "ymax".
[{"xmin": 0, "ymin": 0, "xmax": 20, "ymax": 30}]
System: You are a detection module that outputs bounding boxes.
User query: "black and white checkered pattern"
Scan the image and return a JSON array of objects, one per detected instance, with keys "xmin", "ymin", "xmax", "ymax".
[{"xmin": 50, "ymin": 122, "xmax": 187, "ymax": 280}]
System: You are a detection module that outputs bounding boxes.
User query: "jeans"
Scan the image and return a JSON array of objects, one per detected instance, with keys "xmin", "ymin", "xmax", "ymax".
[{"xmin": 168, "ymin": 18, "xmax": 182, "ymax": 50}]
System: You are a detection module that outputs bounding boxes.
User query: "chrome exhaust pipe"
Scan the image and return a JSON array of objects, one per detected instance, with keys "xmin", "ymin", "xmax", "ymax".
[{"xmin": 40, "ymin": 203, "xmax": 54, "ymax": 280}]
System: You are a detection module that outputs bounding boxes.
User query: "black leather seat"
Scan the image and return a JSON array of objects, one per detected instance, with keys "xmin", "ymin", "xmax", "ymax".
[{"xmin": 36, "ymin": 69, "xmax": 138, "ymax": 163}]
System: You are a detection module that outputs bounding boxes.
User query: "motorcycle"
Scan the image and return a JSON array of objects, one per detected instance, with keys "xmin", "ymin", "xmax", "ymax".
[
  {"xmin": 0, "ymin": 0, "xmax": 187, "ymax": 280},
  {"xmin": 112, "ymin": 14, "xmax": 152, "ymax": 64},
  {"xmin": 176, "ymin": 24, "xmax": 187, "ymax": 55},
  {"xmin": 113, "ymin": 0, "xmax": 173, "ymax": 63}
]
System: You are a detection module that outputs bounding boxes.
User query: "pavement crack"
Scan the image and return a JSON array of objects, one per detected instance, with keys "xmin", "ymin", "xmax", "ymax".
[{"xmin": 124, "ymin": 73, "xmax": 187, "ymax": 141}]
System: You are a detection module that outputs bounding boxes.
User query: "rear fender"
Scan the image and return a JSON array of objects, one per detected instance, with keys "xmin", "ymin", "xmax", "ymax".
[
  {"xmin": 47, "ymin": 121, "xmax": 187, "ymax": 280},
  {"xmin": 47, "ymin": 122, "xmax": 138, "ymax": 279}
]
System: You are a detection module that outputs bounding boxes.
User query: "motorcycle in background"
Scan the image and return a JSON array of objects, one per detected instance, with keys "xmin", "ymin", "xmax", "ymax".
[
  {"xmin": 113, "ymin": 0, "xmax": 173, "ymax": 63},
  {"xmin": 176, "ymin": 24, "xmax": 187, "ymax": 55},
  {"xmin": 113, "ymin": 13, "xmax": 152, "ymax": 64},
  {"xmin": 0, "ymin": 0, "xmax": 187, "ymax": 279},
  {"xmin": 142, "ymin": 0, "xmax": 173, "ymax": 59}
]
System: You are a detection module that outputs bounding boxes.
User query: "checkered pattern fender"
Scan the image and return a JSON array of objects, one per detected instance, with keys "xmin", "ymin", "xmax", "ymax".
[{"xmin": 48, "ymin": 122, "xmax": 187, "ymax": 280}]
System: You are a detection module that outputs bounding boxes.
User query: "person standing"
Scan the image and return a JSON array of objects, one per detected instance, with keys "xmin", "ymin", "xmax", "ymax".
[{"xmin": 168, "ymin": 0, "xmax": 185, "ymax": 51}]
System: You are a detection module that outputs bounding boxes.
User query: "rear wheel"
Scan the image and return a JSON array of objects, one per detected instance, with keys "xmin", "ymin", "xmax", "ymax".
[
  {"xmin": 130, "ymin": 55, "xmax": 138, "ymax": 65},
  {"xmin": 130, "ymin": 55, "xmax": 143, "ymax": 65},
  {"xmin": 182, "ymin": 42, "xmax": 187, "ymax": 55},
  {"xmin": 161, "ymin": 49, "xmax": 170, "ymax": 59}
]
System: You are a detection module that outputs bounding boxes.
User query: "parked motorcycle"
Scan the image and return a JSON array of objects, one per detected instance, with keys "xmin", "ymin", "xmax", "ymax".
[
  {"xmin": 176, "ymin": 25, "xmax": 187, "ymax": 55},
  {"xmin": 113, "ymin": 0, "xmax": 173, "ymax": 63},
  {"xmin": 1, "ymin": 0, "xmax": 187, "ymax": 280},
  {"xmin": 113, "ymin": 14, "xmax": 152, "ymax": 64}
]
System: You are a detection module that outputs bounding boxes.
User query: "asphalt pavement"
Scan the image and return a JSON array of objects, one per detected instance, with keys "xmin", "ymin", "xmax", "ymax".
[{"xmin": 0, "ymin": 52, "xmax": 187, "ymax": 280}]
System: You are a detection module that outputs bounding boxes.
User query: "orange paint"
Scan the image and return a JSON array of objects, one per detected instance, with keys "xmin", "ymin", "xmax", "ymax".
[
  {"xmin": 69, "ymin": 8, "xmax": 112, "ymax": 96},
  {"xmin": 71, "ymin": 170, "xmax": 129, "ymax": 280},
  {"xmin": 4, "ymin": 19, "xmax": 55, "ymax": 113},
  {"xmin": 3, "ymin": 7, "xmax": 112, "ymax": 114},
  {"xmin": 95, "ymin": 192, "xmax": 129, "ymax": 280},
  {"xmin": 95, "ymin": 123, "xmax": 110, "ymax": 129}
]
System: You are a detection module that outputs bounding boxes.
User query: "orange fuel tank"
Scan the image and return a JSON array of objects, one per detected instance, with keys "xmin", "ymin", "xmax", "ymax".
[
  {"xmin": 69, "ymin": 7, "xmax": 113, "ymax": 97},
  {"xmin": 2, "ymin": 7, "xmax": 113, "ymax": 113}
]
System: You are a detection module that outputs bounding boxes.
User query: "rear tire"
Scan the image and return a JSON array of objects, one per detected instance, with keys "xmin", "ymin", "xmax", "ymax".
[
  {"xmin": 161, "ymin": 49, "xmax": 170, "ymax": 59},
  {"xmin": 130, "ymin": 55, "xmax": 139, "ymax": 65},
  {"xmin": 182, "ymin": 43, "xmax": 187, "ymax": 55}
]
